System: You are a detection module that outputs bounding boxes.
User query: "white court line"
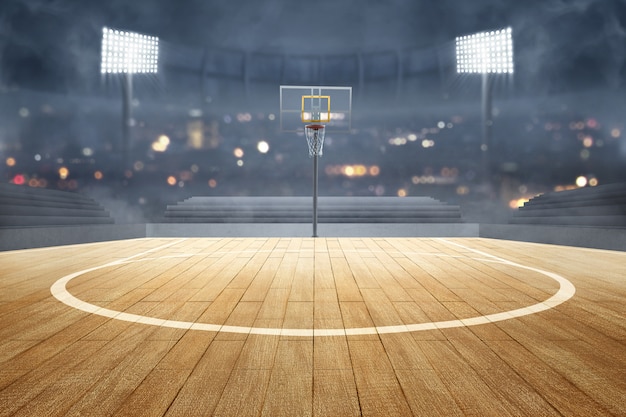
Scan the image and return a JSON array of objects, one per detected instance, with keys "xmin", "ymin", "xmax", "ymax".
[{"xmin": 50, "ymin": 238, "xmax": 576, "ymax": 337}]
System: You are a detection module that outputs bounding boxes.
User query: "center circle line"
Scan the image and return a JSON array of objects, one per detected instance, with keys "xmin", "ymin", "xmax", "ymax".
[{"xmin": 50, "ymin": 240, "xmax": 576, "ymax": 337}]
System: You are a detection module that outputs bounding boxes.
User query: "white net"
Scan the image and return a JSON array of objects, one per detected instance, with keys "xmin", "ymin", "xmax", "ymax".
[{"xmin": 305, "ymin": 124, "xmax": 325, "ymax": 157}]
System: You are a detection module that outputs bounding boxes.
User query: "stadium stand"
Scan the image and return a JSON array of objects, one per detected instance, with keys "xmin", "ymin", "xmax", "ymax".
[
  {"xmin": 511, "ymin": 182, "xmax": 626, "ymax": 227},
  {"xmin": 163, "ymin": 196, "xmax": 463, "ymax": 224},
  {"xmin": 0, "ymin": 183, "xmax": 114, "ymax": 227}
]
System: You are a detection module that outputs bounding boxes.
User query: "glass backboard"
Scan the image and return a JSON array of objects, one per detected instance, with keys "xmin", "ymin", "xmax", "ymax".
[{"xmin": 279, "ymin": 85, "xmax": 352, "ymax": 133}]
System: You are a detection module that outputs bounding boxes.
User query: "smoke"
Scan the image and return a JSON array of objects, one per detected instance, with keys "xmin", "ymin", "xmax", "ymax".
[
  {"xmin": 85, "ymin": 185, "xmax": 147, "ymax": 224},
  {"xmin": 2, "ymin": 0, "xmax": 624, "ymax": 94},
  {"xmin": 511, "ymin": 0, "xmax": 626, "ymax": 92}
]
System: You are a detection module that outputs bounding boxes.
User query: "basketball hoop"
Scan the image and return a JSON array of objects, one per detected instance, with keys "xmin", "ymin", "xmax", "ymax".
[
  {"xmin": 279, "ymin": 85, "xmax": 352, "ymax": 237},
  {"xmin": 304, "ymin": 124, "xmax": 325, "ymax": 157}
]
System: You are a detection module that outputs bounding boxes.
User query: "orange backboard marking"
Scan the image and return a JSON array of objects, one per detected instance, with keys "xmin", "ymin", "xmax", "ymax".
[{"xmin": 301, "ymin": 95, "xmax": 331, "ymax": 123}]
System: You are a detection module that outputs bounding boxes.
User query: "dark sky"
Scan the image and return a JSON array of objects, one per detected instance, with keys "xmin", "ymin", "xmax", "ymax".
[{"xmin": 1, "ymin": 0, "xmax": 626, "ymax": 91}]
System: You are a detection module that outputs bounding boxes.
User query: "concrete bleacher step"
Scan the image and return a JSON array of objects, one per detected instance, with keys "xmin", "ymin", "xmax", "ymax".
[
  {"xmin": 0, "ymin": 205, "xmax": 113, "ymax": 217},
  {"xmin": 523, "ymin": 192, "xmax": 626, "ymax": 206},
  {"xmin": 0, "ymin": 183, "xmax": 114, "ymax": 227},
  {"xmin": 515, "ymin": 205, "xmax": 626, "ymax": 217},
  {"xmin": 512, "ymin": 182, "xmax": 626, "ymax": 227},
  {"xmin": 0, "ymin": 215, "xmax": 114, "ymax": 227},
  {"xmin": 166, "ymin": 217, "xmax": 462, "ymax": 224},
  {"xmin": 510, "ymin": 215, "xmax": 626, "ymax": 227},
  {"xmin": 0, "ymin": 197, "xmax": 105, "ymax": 210},
  {"xmin": 518, "ymin": 197, "xmax": 626, "ymax": 210},
  {"xmin": 0, "ymin": 183, "xmax": 97, "ymax": 201},
  {"xmin": 163, "ymin": 196, "xmax": 463, "ymax": 224},
  {"xmin": 527, "ymin": 182, "xmax": 626, "ymax": 199},
  {"xmin": 165, "ymin": 209, "xmax": 461, "ymax": 217}
]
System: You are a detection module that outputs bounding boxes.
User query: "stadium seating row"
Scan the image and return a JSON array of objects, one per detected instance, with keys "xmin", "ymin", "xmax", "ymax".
[
  {"xmin": 163, "ymin": 196, "xmax": 463, "ymax": 224},
  {"xmin": 511, "ymin": 183, "xmax": 626, "ymax": 227},
  {"xmin": 0, "ymin": 183, "xmax": 114, "ymax": 227}
]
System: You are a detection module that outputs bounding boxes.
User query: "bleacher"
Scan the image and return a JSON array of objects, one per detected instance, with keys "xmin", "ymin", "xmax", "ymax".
[
  {"xmin": 163, "ymin": 196, "xmax": 463, "ymax": 224},
  {"xmin": 511, "ymin": 183, "xmax": 626, "ymax": 227},
  {"xmin": 0, "ymin": 183, "xmax": 114, "ymax": 227}
]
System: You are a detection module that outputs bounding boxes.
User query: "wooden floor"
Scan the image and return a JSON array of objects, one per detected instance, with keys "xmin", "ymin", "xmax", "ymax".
[{"xmin": 0, "ymin": 237, "xmax": 625, "ymax": 416}]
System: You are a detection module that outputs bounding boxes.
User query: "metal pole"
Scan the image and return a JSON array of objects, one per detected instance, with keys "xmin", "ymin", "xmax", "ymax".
[
  {"xmin": 121, "ymin": 72, "xmax": 133, "ymax": 176},
  {"xmin": 312, "ymin": 152, "xmax": 319, "ymax": 238},
  {"xmin": 481, "ymin": 72, "xmax": 493, "ymax": 192}
]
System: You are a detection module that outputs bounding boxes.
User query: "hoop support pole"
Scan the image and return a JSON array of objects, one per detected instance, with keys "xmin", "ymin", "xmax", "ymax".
[{"xmin": 313, "ymin": 153, "xmax": 319, "ymax": 238}]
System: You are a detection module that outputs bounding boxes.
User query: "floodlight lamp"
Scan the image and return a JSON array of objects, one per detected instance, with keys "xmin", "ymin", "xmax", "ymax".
[
  {"xmin": 101, "ymin": 27, "xmax": 159, "ymax": 74},
  {"xmin": 455, "ymin": 27, "xmax": 513, "ymax": 74}
]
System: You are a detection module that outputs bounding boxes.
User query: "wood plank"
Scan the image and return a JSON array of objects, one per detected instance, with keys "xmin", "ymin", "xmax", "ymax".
[
  {"xmin": 313, "ymin": 369, "xmax": 360, "ymax": 417},
  {"xmin": 261, "ymin": 340, "xmax": 313, "ymax": 417},
  {"xmin": 0, "ymin": 340, "xmax": 108, "ymax": 416},
  {"xmin": 331, "ymin": 257, "xmax": 362, "ymax": 302},
  {"xmin": 313, "ymin": 250, "xmax": 335, "ymax": 290},
  {"xmin": 214, "ymin": 301, "xmax": 262, "ymax": 341},
  {"xmin": 339, "ymin": 302, "xmax": 378, "ymax": 340},
  {"xmin": 489, "ymin": 340, "xmax": 615, "ymax": 416},
  {"xmin": 419, "ymin": 340, "xmax": 520, "ymax": 416},
  {"xmin": 395, "ymin": 369, "xmax": 464, "ymax": 417},
  {"xmin": 113, "ymin": 368, "xmax": 192, "ymax": 417},
  {"xmin": 347, "ymin": 340, "xmax": 413, "ymax": 416},
  {"xmin": 196, "ymin": 288, "xmax": 245, "ymax": 325},
  {"xmin": 270, "ymin": 251, "xmax": 298, "ymax": 289},
  {"xmin": 234, "ymin": 332, "xmax": 280, "ymax": 370},
  {"xmin": 226, "ymin": 240, "xmax": 274, "ymax": 289},
  {"xmin": 211, "ymin": 370, "xmax": 271, "ymax": 417},
  {"xmin": 64, "ymin": 340, "xmax": 173, "ymax": 417},
  {"xmin": 360, "ymin": 288, "xmax": 405, "ymax": 327},
  {"xmin": 289, "ymin": 256, "xmax": 314, "ymax": 302},
  {"xmin": 314, "ymin": 336, "xmax": 352, "ymax": 370},
  {"xmin": 379, "ymin": 333, "xmax": 432, "ymax": 370},
  {"xmin": 163, "ymin": 340, "xmax": 244, "ymax": 417},
  {"xmin": 282, "ymin": 301, "xmax": 314, "ymax": 333},
  {"xmin": 240, "ymin": 257, "xmax": 281, "ymax": 302}
]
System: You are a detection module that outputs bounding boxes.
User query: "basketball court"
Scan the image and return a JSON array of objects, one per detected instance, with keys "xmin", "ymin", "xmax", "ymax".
[{"xmin": 1, "ymin": 237, "xmax": 624, "ymax": 416}]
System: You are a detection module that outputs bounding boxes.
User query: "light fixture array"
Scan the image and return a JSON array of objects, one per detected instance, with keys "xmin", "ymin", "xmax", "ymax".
[
  {"xmin": 101, "ymin": 27, "xmax": 159, "ymax": 74},
  {"xmin": 456, "ymin": 27, "xmax": 513, "ymax": 74}
]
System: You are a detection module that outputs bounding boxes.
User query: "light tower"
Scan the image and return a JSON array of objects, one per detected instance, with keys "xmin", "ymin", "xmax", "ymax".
[
  {"xmin": 100, "ymin": 27, "xmax": 159, "ymax": 175},
  {"xmin": 455, "ymin": 27, "xmax": 514, "ymax": 192}
]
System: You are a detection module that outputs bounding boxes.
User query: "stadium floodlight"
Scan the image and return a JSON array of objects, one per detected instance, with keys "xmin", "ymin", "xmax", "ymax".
[
  {"xmin": 455, "ymin": 28, "xmax": 513, "ymax": 74},
  {"xmin": 101, "ymin": 27, "xmax": 159, "ymax": 175},
  {"xmin": 101, "ymin": 27, "xmax": 159, "ymax": 74},
  {"xmin": 455, "ymin": 27, "xmax": 514, "ymax": 193}
]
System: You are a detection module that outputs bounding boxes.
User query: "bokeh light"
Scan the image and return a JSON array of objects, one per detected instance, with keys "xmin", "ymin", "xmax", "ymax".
[
  {"xmin": 509, "ymin": 198, "xmax": 530, "ymax": 209},
  {"xmin": 58, "ymin": 167, "xmax": 69, "ymax": 180},
  {"xmin": 12, "ymin": 174, "xmax": 25, "ymax": 185},
  {"xmin": 257, "ymin": 141, "xmax": 270, "ymax": 154},
  {"xmin": 152, "ymin": 135, "xmax": 170, "ymax": 152}
]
